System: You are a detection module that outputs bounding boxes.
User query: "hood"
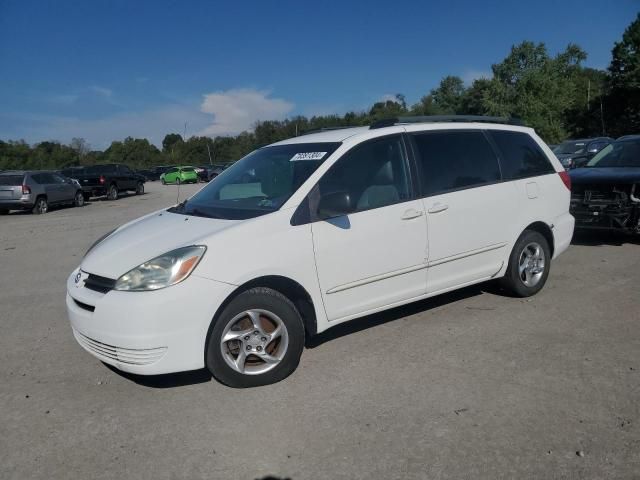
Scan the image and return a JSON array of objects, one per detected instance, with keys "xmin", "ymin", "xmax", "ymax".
[
  {"xmin": 81, "ymin": 210, "xmax": 239, "ymax": 278},
  {"xmin": 569, "ymin": 166, "xmax": 640, "ymax": 185}
]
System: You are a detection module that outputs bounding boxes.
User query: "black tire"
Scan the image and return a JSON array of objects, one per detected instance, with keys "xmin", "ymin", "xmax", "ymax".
[
  {"xmin": 107, "ymin": 184, "xmax": 118, "ymax": 201},
  {"xmin": 176, "ymin": 177, "xmax": 181, "ymax": 185},
  {"xmin": 500, "ymin": 230, "xmax": 551, "ymax": 297},
  {"xmin": 32, "ymin": 196, "xmax": 48, "ymax": 214},
  {"xmin": 206, "ymin": 287, "xmax": 305, "ymax": 388},
  {"xmin": 135, "ymin": 182, "xmax": 144, "ymax": 195},
  {"xmin": 83, "ymin": 192, "xmax": 91, "ymax": 202},
  {"xmin": 74, "ymin": 191, "xmax": 84, "ymax": 207},
  {"xmin": 161, "ymin": 178, "xmax": 166, "ymax": 185},
  {"xmin": 0, "ymin": 208, "xmax": 9, "ymax": 215}
]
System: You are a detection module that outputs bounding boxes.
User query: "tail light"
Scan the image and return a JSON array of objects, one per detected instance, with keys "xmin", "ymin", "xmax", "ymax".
[
  {"xmin": 99, "ymin": 175, "xmax": 105, "ymax": 185},
  {"xmin": 558, "ymin": 171, "xmax": 571, "ymax": 191},
  {"xmin": 22, "ymin": 184, "xmax": 31, "ymax": 194}
]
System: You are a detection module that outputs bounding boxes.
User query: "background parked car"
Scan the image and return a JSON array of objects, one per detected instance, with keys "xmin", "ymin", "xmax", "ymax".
[
  {"xmin": 569, "ymin": 137, "xmax": 640, "ymax": 233},
  {"xmin": 553, "ymin": 137, "xmax": 613, "ymax": 169},
  {"xmin": 0, "ymin": 170, "xmax": 84, "ymax": 214},
  {"xmin": 134, "ymin": 168, "xmax": 160, "ymax": 181},
  {"xmin": 196, "ymin": 164, "xmax": 226, "ymax": 182},
  {"xmin": 160, "ymin": 166, "xmax": 199, "ymax": 184},
  {"xmin": 72, "ymin": 164, "xmax": 146, "ymax": 200}
]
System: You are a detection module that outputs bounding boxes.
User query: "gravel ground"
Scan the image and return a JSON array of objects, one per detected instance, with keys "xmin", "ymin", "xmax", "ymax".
[{"xmin": 1, "ymin": 181, "xmax": 639, "ymax": 479}]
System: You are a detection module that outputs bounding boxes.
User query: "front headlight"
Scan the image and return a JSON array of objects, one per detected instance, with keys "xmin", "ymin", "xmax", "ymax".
[{"xmin": 114, "ymin": 246, "xmax": 206, "ymax": 292}]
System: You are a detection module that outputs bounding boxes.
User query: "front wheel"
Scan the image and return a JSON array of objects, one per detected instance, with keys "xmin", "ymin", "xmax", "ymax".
[
  {"xmin": 500, "ymin": 230, "xmax": 551, "ymax": 297},
  {"xmin": 206, "ymin": 288, "xmax": 305, "ymax": 388},
  {"xmin": 176, "ymin": 177, "xmax": 181, "ymax": 185},
  {"xmin": 135, "ymin": 182, "xmax": 144, "ymax": 195},
  {"xmin": 107, "ymin": 184, "xmax": 118, "ymax": 200},
  {"xmin": 74, "ymin": 191, "xmax": 84, "ymax": 207},
  {"xmin": 161, "ymin": 178, "xmax": 166, "ymax": 185}
]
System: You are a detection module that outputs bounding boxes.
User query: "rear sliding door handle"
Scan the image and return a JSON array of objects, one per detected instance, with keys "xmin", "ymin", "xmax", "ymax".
[
  {"xmin": 428, "ymin": 203, "xmax": 449, "ymax": 214},
  {"xmin": 401, "ymin": 209, "xmax": 424, "ymax": 220}
]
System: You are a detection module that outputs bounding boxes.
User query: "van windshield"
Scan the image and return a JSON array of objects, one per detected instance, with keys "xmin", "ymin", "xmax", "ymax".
[{"xmin": 170, "ymin": 142, "xmax": 341, "ymax": 220}]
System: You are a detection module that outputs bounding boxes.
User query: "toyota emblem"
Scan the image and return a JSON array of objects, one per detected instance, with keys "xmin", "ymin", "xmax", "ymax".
[{"xmin": 74, "ymin": 272, "xmax": 82, "ymax": 284}]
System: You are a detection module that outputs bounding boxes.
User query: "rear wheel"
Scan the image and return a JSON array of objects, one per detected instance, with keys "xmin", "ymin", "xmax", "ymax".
[
  {"xmin": 32, "ymin": 196, "xmax": 48, "ymax": 214},
  {"xmin": 135, "ymin": 182, "xmax": 144, "ymax": 195},
  {"xmin": 176, "ymin": 177, "xmax": 182, "ymax": 185},
  {"xmin": 107, "ymin": 184, "xmax": 118, "ymax": 200},
  {"xmin": 74, "ymin": 191, "xmax": 84, "ymax": 207},
  {"xmin": 206, "ymin": 287, "xmax": 305, "ymax": 388},
  {"xmin": 500, "ymin": 230, "xmax": 550, "ymax": 297},
  {"xmin": 0, "ymin": 208, "xmax": 9, "ymax": 215}
]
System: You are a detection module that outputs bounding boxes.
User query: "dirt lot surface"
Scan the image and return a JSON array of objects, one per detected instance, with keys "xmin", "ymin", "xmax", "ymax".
[{"xmin": 1, "ymin": 182, "xmax": 638, "ymax": 479}]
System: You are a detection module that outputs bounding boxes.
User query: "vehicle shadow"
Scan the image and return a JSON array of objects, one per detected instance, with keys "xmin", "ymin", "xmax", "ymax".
[
  {"xmin": 104, "ymin": 363, "xmax": 212, "ymax": 389},
  {"xmin": 571, "ymin": 230, "xmax": 639, "ymax": 246},
  {"xmin": 307, "ymin": 283, "xmax": 489, "ymax": 348}
]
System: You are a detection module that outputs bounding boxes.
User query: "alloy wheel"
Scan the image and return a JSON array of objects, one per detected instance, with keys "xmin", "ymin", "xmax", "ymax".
[
  {"xmin": 518, "ymin": 242, "xmax": 545, "ymax": 287},
  {"xmin": 219, "ymin": 309, "xmax": 289, "ymax": 375}
]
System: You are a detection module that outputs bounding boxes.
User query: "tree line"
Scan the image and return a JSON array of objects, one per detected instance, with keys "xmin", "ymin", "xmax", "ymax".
[{"xmin": 1, "ymin": 14, "xmax": 638, "ymax": 172}]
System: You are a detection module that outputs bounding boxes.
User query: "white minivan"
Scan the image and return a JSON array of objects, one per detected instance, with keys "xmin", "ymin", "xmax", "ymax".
[{"xmin": 66, "ymin": 116, "xmax": 574, "ymax": 387}]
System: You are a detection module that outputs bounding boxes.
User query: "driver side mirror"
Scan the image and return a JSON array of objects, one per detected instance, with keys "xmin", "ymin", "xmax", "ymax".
[{"xmin": 317, "ymin": 191, "xmax": 354, "ymax": 219}]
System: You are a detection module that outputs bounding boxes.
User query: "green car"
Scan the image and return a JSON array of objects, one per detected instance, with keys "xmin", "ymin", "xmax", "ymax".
[{"xmin": 161, "ymin": 166, "xmax": 199, "ymax": 185}]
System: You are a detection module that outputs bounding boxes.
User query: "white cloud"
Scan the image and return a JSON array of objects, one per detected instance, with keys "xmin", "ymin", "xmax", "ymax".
[
  {"xmin": 462, "ymin": 70, "xmax": 492, "ymax": 86},
  {"xmin": 198, "ymin": 88, "xmax": 294, "ymax": 136},
  {"xmin": 89, "ymin": 85, "xmax": 113, "ymax": 97}
]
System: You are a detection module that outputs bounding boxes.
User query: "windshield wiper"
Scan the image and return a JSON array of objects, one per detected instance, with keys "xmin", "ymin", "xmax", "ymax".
[{"xmin": 190, "ymin": 208, "xmax": 227, "ymax": 220}]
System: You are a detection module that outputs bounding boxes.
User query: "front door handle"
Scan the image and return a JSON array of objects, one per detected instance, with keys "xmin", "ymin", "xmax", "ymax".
[
  {"xmin": 401, "ymin": 209, "xmax": 424, "ymax": 220},
  {"xmin": 428, "ymin": 203, "xmax": 449, "ymax": 214}
]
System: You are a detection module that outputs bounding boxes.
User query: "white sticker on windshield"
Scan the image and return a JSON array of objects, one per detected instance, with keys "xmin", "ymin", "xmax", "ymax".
[{"xmin": 290, "ymin": 152, "xmax": 327, "ymax": 161}]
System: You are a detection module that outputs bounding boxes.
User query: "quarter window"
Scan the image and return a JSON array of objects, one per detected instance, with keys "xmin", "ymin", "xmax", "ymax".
[
  {"xmin": 489, "ymin": 130, "xmax": 554, "ymax": 180},
  {"xmin": 411, "ymin": 130, "xmax": 501, "ymax": 196},
  {"xmin": 317, "ymin": 135, "xmax": 411, "ymax": 212}
]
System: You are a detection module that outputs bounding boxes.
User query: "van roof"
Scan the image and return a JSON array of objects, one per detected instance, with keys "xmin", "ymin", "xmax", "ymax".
[{"xmin": 270, "ymin": 121, "xmax": 533, "ymax": 146}]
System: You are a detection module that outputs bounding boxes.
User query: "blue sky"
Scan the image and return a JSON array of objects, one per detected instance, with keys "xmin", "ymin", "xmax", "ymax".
[{"xmin": 0, "ymin": 0, "xmax": 637, "ymax": 149}]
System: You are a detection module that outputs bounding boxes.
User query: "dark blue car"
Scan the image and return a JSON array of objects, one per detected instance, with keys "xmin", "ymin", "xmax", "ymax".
[{"xmin": 569, "ymin": 137, "xmax": 640, "ymax": 233}]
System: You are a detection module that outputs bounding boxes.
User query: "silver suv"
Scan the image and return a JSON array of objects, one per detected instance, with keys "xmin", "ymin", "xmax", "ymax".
[{"xmin": 0, "ymin": 170, "xmax": 85, "ymax": 214}]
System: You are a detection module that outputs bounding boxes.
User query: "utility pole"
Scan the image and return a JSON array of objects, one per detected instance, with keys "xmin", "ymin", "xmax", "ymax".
[
  {"xmin": 206, "ymin": 141, "xmax": 213, "ymax": 165},
  {"xmin": 587, "ymin": 79, "xmax": 591, "ymax": 110}
]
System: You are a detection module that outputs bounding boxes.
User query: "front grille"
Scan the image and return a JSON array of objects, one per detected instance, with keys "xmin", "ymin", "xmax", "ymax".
[
  {"xmin": 73, "ymin": 299, "xmax": 95, "ymax": 312},
  {"xmin": 73, "ymin": 329, "xmax": 167, "ymax": 366},
  {"xmin": 84, "ymin": 273, "xmax": 116, "ymax": 294}
]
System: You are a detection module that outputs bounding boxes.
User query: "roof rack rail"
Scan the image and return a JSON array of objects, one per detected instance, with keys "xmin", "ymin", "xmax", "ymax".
[
  {"xmin": 369, "ymin": 115, "xmax": 524, "ymax": 129},
  {"xmin": 299, "ymin": 126, "xmax": 361, "ymax": 136}
]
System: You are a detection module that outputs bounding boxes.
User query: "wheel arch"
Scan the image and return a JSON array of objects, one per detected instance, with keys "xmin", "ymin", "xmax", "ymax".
[
  {"xmin": 205, "ymin": 275, "xmax": 318, "ymax": 360},
  {"xmin": 523, "ymin": 221, "xmax": 554, "ymax": 258}
]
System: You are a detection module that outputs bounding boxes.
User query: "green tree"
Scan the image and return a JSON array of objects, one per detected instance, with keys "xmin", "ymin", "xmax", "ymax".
[
  {"xmin": 605, "ymin": 13, "xmax": 640, "ymax": 136},
  {"xmin": 484, "ymin": 41, "xmax": 587, "ymax": 142}
]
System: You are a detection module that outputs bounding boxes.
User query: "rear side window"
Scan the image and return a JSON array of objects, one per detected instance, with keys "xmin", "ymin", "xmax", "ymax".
[
  {"xmin": 411, "ymin": 130, "xmax": 501, "ymax": 196},
  {"xmin": 182, "ymin": 167, "xmax": 195, "ymax": 172},
  {"xmin": 489, "ymin": 130, "xmax": 554, "ymax": 180},
  {"xmin": 0, "ymin": 175, "xmax": 24, "ymax": 186}
]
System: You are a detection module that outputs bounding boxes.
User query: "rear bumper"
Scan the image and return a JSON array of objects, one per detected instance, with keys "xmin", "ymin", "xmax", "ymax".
[
  {"xmin": 552, "ymin": 212, "xmax": 575, "ymax": 258},
  {"xmin": 0, "ymin": 197, "xmax": 34, "ymax": 210},
  {"xmin": 81, "ymin": 186, "xmax": 107, "ymax": 197}
]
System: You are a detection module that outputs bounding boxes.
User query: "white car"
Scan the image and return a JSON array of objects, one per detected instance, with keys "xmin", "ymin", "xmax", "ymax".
[{"xmin": 66, "ymin": 116, "xmax": 574, "ymax": 388}]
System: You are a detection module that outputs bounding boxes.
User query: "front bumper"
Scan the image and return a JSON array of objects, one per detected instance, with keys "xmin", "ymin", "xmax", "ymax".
[{"xmin": 66, "ymin": 269, "xmax": 235, "ymax": 375}]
